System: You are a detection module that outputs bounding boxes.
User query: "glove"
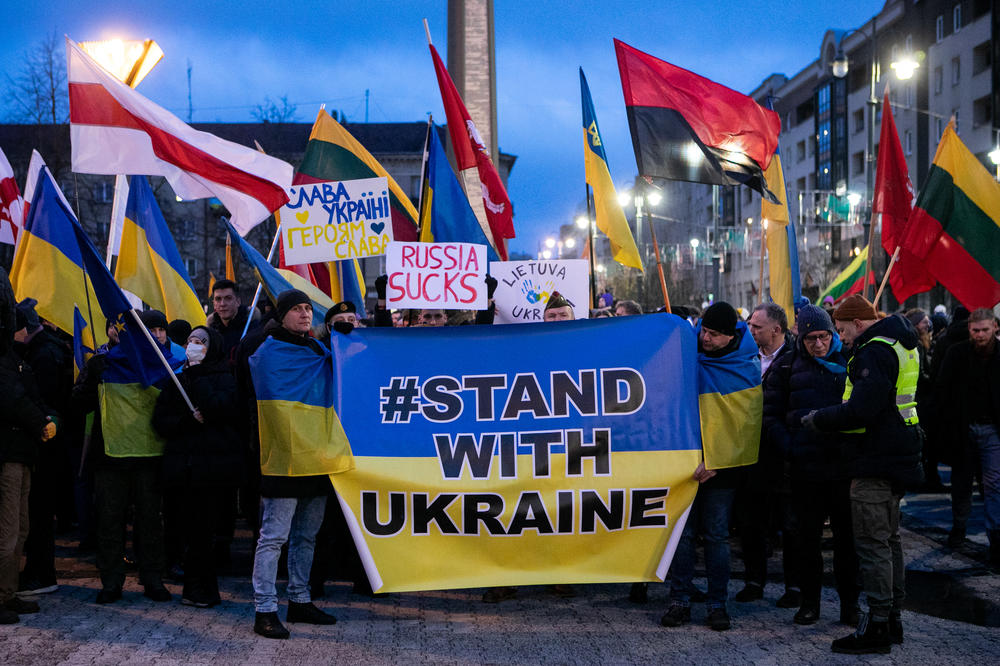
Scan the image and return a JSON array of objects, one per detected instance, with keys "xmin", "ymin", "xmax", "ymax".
[
  {"xmin": 375, "ymin": 274, "xmax": 388, "ymax": 300},
  {"xmin": 332, "ymin": 321, "xmax": 355, "ymax": 335},
  {"xmin": 485, "ymin": 275, "xmax": 498, "ymax": 299},
  {"xmin": 800, "ymin": 410, "xmax": 819, "ymax": 432}
]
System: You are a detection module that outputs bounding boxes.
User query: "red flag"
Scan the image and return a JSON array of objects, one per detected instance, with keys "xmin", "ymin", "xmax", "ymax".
[
  {"xmin": 428, "ymin": 44, "xmax": 513, "ymax": 260},
  {"xmin": 873, "ymin": 92, "xmax": 936, "ymax": 303},
  {"xmin": 0, "ymin": 146, "xmax": 23, "ymax": 245},
  {"xmin": 614, "ymin": 39, "xmax": 781, "ymax": 201}
]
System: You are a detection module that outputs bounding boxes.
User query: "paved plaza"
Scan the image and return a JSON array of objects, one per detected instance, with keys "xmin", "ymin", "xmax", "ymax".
[{"xmin": 1, "ymin": 483, "xmax": 997, "ymax": 665}]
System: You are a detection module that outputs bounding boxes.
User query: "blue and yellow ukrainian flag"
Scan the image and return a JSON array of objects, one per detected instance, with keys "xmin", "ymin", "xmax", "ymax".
[
  {"xmin": 325, "ymin": 258, "xmax": 367, "ymax": 315},
  {"xmin": 100, "ymin": 337, "xmax": 184, "ymax": 457},
  {"xmin": 115, "ymin": 176, "xmax": 206, "ymax": 326},
  {"xmin": 581, "ymin": 68, "xmax": 642, "ymax": 271},
  {"xmin": 72, "ymin": 306, "xmax": 93, "ymax": 381},
  {"xmin": 419, "ymin": 128, "xmax": 499, "ymax": 261},
  {"xmin": 224, "ymin": 219, "xmax": 330, "ymax": 326},
  {"xmin": 248, "ymin": 336, "xmax": 353, "ymax": 476},
  {"xmin": 10, "ymin": 169, "xmax": 104, "ymax": 347},
  {"xmin": 762, "ymin": 99, "xmax": 801, "ymax": 318},
  {"xmin": 697, "ymin": 320, "xmax": 762, "ymax": 469}
]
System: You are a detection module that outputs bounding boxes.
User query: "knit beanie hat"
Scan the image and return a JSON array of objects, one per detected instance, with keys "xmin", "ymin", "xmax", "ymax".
[
  {"xmin": 139, "ymin": 309, "xmax": 168, "ymax": 331},
  {"xmin": 797, "ymin": 304, "xmax": 834, "ymax": 335},
  {"xmin": 831, "ymin": 294, "xmax": 877, "ymax": 321},
  {"xmin": 15, "ymin": 298, "xmax": 40, "ymax": 332},
  {"xmin": 701, "ymin": 302, "xmax": 738, "ymax": 336},
  {"xmin": 275, "ymin": 289, "xmax": 311, "ymax": 322}
]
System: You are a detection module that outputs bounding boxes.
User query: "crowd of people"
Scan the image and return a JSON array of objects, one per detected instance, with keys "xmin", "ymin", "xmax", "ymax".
[{"xmin": 1, "ymin": 264, "xmax": 998, "ymax": 656}]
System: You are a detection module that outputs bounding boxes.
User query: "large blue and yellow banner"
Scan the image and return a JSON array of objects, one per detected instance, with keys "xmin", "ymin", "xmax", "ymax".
[{"xmin": 328, "ymin": 313, "xmax": 702, "ymax": 593}]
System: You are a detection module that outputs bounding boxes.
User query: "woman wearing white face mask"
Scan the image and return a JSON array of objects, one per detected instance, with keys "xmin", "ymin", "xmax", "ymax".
[{"xmin": 152, "ymin": 326, "xmax": 246, "ymax": 609}]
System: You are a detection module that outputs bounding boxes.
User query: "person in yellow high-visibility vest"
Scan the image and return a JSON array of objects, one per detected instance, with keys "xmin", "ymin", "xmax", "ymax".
[{"xmin": 801, "ymin": 295, "xmax": 922, "ymax": 656}]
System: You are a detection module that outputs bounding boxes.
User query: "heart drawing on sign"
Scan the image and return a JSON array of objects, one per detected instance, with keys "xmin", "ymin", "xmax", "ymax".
[
  {"xmin": 296, "ymin": 211, "xmax": 309, "ymax": 224},
  {"xmin": 369, "ymin": 222, "xmax": 385, "ymax": 235}
]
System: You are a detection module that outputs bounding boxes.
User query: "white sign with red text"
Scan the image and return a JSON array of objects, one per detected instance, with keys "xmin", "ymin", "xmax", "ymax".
[{"xmin": 386, "ymin": 241, "xmax": 488, "ymax": 310}]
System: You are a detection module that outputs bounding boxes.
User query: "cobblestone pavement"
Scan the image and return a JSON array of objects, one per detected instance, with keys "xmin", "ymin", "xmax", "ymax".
[{"xmin": 1, "ymin": 481, "xmax": 997, "ymax": 664}]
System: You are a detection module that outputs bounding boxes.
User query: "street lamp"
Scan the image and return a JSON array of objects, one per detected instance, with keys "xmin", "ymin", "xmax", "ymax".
[
  {"xmin": 544, "ymin": 237, "xmax": 556, "ymax": 249},
  {"xmin": 79, "ymin": 38, "xmax": 164, "ymax": 88},
  {"xmin": 564, "ymin": 237, "xmax": 577, "ymax": 250},
  {"xmin": 846, "ymin": 192, "xmax": 862, "ymax": 207},
  {"xmin": 832, "ymin": 20, "xmax": 921, "ymax": 298},
  {"xmin": 541, "ymin": 249, "xmax": 552, "ymax": 260},
  {"xmin": 575, "ymin": 215, "xmax": 589, "ymax": 230}
]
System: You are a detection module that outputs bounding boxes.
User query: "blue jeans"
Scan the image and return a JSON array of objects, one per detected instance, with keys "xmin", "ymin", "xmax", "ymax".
[
  {"xmin": 970, "ymin": 424, "xmax": 1000, "ymax": 532},
  {"xmin": 252, "ymin": 496, "xmax": 327, "ymax": 613},
  {"xmin": 669, "ymin": 485, "xmax": 735, "ymax": 608}
]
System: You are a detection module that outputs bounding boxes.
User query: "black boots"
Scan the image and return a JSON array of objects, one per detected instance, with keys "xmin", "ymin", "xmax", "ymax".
[
  {"xmin": 831, "ymin": 614, "xmax": 891, "ymax": 654},
  {"xmin": 254, "ymin": 611, "xmax": 290, "ymax": 639},
  {"xmin": 286, "ymin": 601, "xmax": 337, "ymax": 625}
]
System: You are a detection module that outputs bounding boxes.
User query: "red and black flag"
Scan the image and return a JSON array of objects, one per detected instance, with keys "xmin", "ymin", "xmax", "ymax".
[{"xmin": 614, "ymin": 39, "xmax": 781, "ymax": 201}]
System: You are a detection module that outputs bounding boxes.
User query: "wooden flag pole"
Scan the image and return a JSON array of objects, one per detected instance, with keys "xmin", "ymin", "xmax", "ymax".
[
  {"xmin": 585, "ymin": 184, "xmax": 597, "ymax": 309},
  {"xmin": 647, "ymin": 215, "xmax": 672, "ymax": 312},
  {"xmin": 863, "ymin": 211, "xmax": 879, "ymax": 300},
  {"xmin": 758, "ymin": 220, "xmax": 767, "ymax": 301},
  {"xmin": 873, "ymin": 245, "xmax": 901, "ymax": 306}
]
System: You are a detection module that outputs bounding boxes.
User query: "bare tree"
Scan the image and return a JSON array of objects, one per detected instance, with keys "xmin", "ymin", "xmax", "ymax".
[
  {"xmin": 5, "ymin": 33, "xmax": 68, "ymax": 124},
  {"xmin": 250, "ymin": 95, "xmax": 297, "ymax": 124}
]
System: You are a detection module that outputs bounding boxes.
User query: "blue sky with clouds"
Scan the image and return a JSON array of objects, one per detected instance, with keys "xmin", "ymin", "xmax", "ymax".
[{"xmin": 1, "ymin": 0, "xmax": 883, "ymax": 254}]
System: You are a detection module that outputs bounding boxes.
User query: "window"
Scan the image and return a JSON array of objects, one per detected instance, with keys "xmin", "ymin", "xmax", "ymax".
[
  {"xmin": 905, "ymin": 35, "xmax": 913, "ymax": 52},
  {"xmin": 974, "ymin": 95, "xmax": 992, "ymax": 127},
  {"xmin": 185, "ymin": 258, "xmax": 199, "ymax": 279},
  {"xmin": 818, "ymin": 121, "xmax": 831, "ymax": 155},
  {"xmin": 905, "ymin": 84, "xmax": 914, "ymax": 107},
  {"xmin": 936, "ymin": 117, "xmax": 944, "ymax": 138},
  {"xmin": 851, "ymin": 151, "xmax": 865, "ymax": 177},
  {"xmin": 808, "ymin": 135, "xmax": 817, "ymax": 156},
  {"xmin": 175, "ymin": 219, "xmax": 192, "ymax": 239},
  {"xmin": 952, "ymin": 57, "xmax": 961, "ymax": 85},
  {"xmin": 954, "ymin": 109, "xmax": 960, "ymax": 134},
  {"xmin": 796, "ymin": 177, "xmax": 806, "ymax": 192},
  {"xmin": 796, "ymin": 140, "xmax": 806, "ymax": 162},
  {"xmin": 891, "ymin": 44, "xmax": 900, "ymax": 62},
  {"xmin": 936, "ymin": 15, "xmax": 944, "ymax": 42},
  {"xmin": 954, "ymin": 4, "xmax": 962, "ymax": 32},
  {"xmin": 973, "ymin": 41, "xmax": 992, "ymax": 75},
  {"xmin": 934, "ymin": 66, "xmax": 943, "ymax": 94},
  {"xmin": 904, "ymin": 130, "xmax": 913, "ymax": 155},
  {"xmin": 817, "ymin": 86, "xmax": 830, "ymax": 116},
  {"xmin": 853, "ymin": 108, "xmax": 865, "ymax": 133},
  {"xmin": 93, "ymin": 181, "xmax": 113, "ymax": 204},
  {"xmin": 785, "ymin": 111, "xmax": 793, "ymax": 131}
]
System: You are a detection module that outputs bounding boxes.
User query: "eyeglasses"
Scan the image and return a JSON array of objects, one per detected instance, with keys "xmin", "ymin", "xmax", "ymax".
[{"xmin": 803, "ymin": 331, "xmax": 832, "ymax": 343}]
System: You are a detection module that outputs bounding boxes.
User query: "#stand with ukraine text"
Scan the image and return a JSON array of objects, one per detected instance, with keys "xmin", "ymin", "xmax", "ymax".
[{"xmin": 326, "ymin": 314, "xmax": 705, "ymax": 593}]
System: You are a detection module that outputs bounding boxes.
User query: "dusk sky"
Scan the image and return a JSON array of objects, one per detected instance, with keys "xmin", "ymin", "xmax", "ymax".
[{"xmin": 1, "ymin": 0, "xmax": 884, "ymax": 255}]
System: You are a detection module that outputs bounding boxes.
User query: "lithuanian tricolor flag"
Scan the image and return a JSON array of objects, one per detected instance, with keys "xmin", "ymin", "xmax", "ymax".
[
  {"xmin": 903, "ymin": 123, "xmax": 1000, "ymax": 308},
  {"xmin": 816, "ymin": 246, "xmax": 874, "ymax": 305}
]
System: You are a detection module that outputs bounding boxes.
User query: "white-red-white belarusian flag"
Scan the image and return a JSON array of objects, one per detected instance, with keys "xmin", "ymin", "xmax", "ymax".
[
  {"xmin": 0, "ymin": 146, "xmax": 24, "ymax": 245},
  {"xmin": 66, "ymin": 37, "xmax": 293, "ymax": 236}
]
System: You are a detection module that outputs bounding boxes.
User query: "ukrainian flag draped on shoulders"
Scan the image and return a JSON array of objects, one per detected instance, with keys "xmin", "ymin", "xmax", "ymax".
[
  {"xmin": 115, "ymin": 175, "xmax": 206, "ymax": 325},
  {"xmin": 696, "ymin": 320, "xmax": 762, "ymax": 469},
  {"xmin": 100, "ymin": 336, "xmax": 184, "ymax": 458},
  {"xmin": 248, "ymin": 335, "xmax": 353, "ymax": 477}
]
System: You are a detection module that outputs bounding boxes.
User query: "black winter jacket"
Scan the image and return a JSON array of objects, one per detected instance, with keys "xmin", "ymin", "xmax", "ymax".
[
  {"xmin": 152, "ymin": 329, "xmax": 246, "ymax": 489},
  {"xmin": 935, "ymin": 339, "xmax": 1000, "ymax": 449},
  {"xmin": 763, "ymin": 338, "xmax": 848, "ymax": 481},
  {"xmin": 813, "ymin": 315, "xmax": 923, "ymax": 486}
]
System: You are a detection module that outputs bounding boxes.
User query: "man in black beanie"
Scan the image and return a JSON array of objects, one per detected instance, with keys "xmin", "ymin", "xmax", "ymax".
[{"xmin": 243, "ymin": 290, "xmax": 337, "ymax": 639}]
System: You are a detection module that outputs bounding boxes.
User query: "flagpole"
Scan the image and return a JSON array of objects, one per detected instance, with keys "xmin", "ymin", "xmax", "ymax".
[
  {"xmin": 863, "ymin": 212, "xmax": 879, "ymax": 300},
  {"xmin": 645, "ymin": 209, "xmax": 671, "ymax": 312},
  {"xmin": 416, "ymin": 115, "xmax": 433, "ymax": 241},
  {"xmin": 241, "ymin": 220, "xmax": 281, "ymax": 341},
  {"xmin": 758, "ymin": 219, "xmax": 767, "ymax": 301},
  {"xmin": 127, "ymin": 308, "xmax": 196, "ymax": 413},
  {"xmin": 873, "ymin": 246, "xmax": 901, "ymax": 306},
  {"xmin": 585, "ymin": 185, "xmax": 597, "ymax": 309}
]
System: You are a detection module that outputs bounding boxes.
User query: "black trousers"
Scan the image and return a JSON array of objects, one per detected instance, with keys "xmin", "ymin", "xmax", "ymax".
[
  {"xmin": 181, "ymin": 487, "xmax": 227, "ymax": 602},
  {"xmin": 792, "ymin": 477, "xmax": 860, "ymax": 607},
  {"xmin": 94, "ymin": 462, "xmax": 165, "ymax": 590},
  {"xmin": 22, "ymin": 453, "xmax": 58, "ymax": 583},
  {"xmin": 738, "ymin": 487, "xmax": 800, "ymax": 590}
]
